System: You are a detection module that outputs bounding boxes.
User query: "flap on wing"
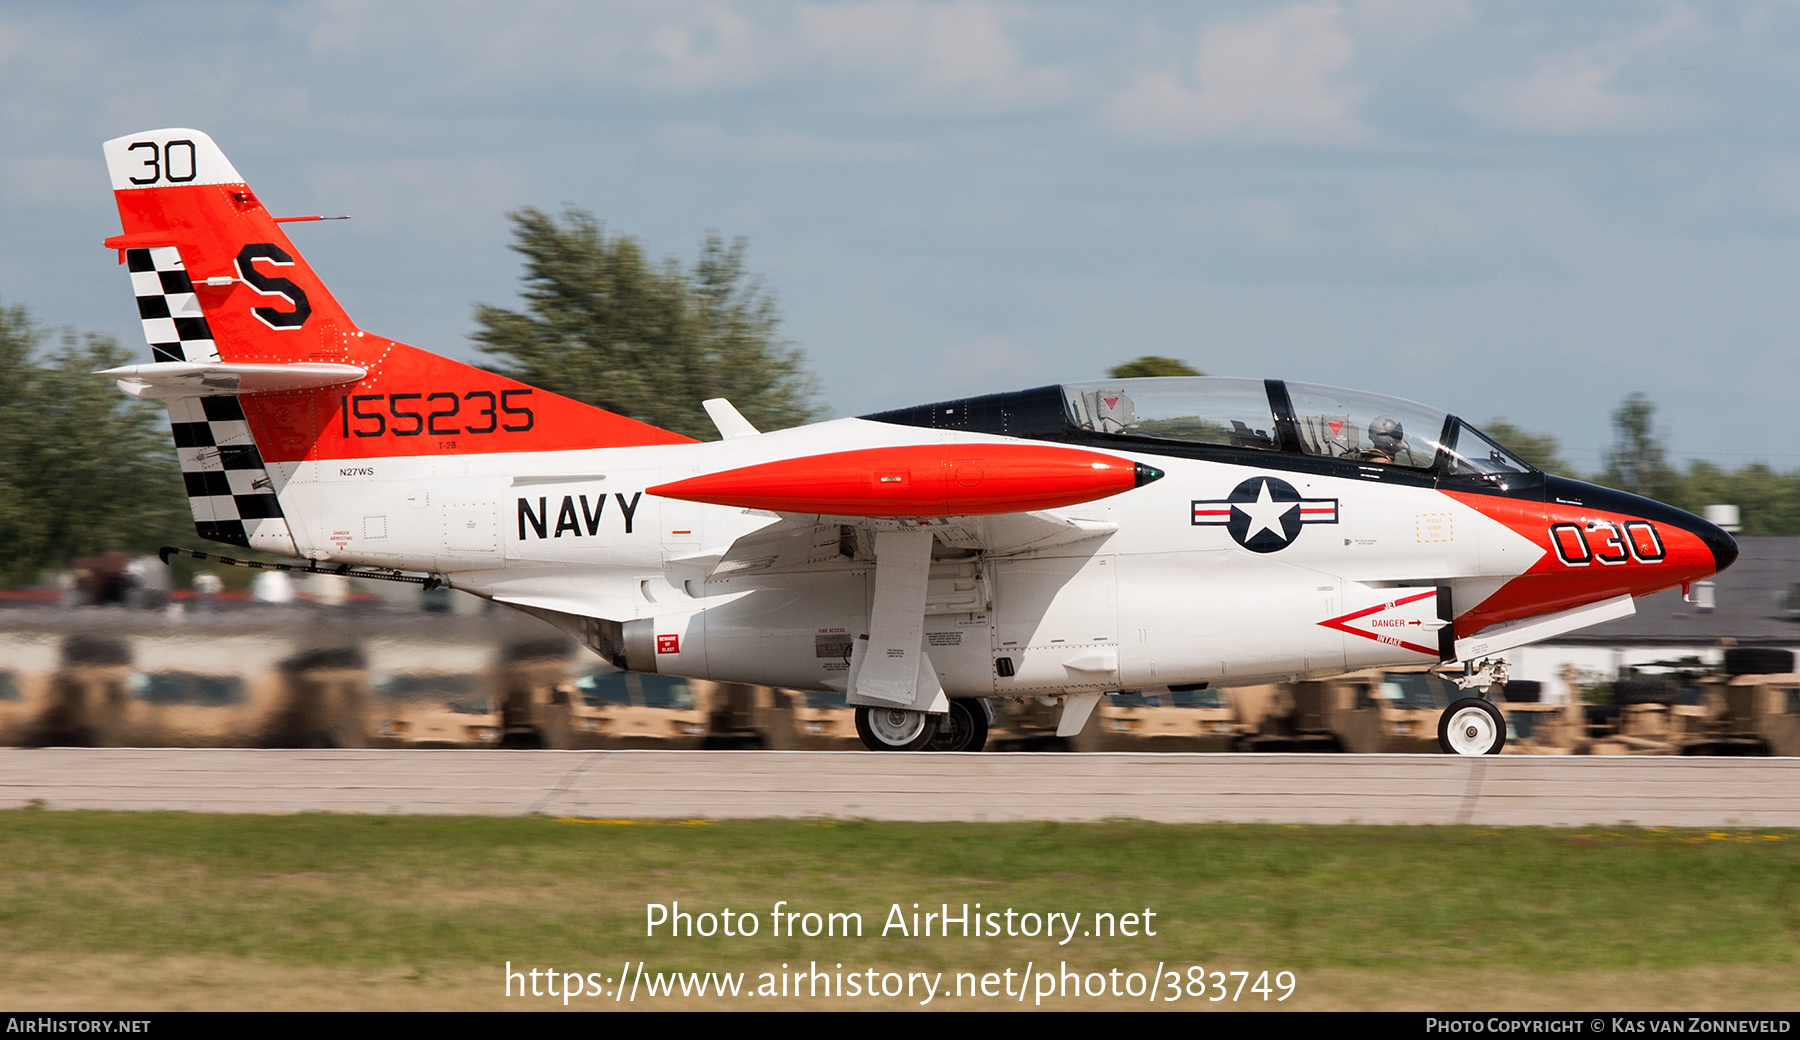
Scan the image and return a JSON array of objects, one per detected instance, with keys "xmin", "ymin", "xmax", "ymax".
[
  {"xmin": 946, "ymin": 512, "xmax": 1117, "ymax": 556},
  {"xmin": 700, "ymin": 509, "xmax": 1116, "ymax": 583},
  {"xmin": 710, "ymin": 517, "xmax": 855, "ymax": 579}
]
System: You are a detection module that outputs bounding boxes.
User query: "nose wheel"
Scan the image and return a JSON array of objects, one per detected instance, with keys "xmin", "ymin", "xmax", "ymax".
[
  {"xmin": 855, "ymin": 706, "xmax": 939, "ymax": 751},
  {"xmin": 1438, "ymin": 697, "xmax": 1506, "ymax": 755}
]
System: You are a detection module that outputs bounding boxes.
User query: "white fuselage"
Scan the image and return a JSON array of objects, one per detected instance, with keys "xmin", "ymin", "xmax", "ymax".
[{"xmin": 265, "ymin": 417, "xmax": 1540, "ymax": 696}]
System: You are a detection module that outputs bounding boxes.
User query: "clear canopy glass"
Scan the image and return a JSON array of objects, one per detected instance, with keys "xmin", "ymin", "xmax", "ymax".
[
  {"xmin": 1063, "ymin": 377, "xmax": 1282, "ymax": 450},
  {"xmin": 1282, "ymin": 381, "xmax": 1449, "ymax": 470},
  {"xmin": 1441, "ymin": 423, "xmax": 1534, "ymax": 478},
  {"xmin": 1061, "ymin": 377, "xmax": 1467, "ymax": 474}
]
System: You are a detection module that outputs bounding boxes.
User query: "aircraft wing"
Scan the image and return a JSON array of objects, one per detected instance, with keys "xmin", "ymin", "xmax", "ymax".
[
  {"xmin": 701, "ymin": 509, "xmax": 1117, "ymax": 582},
  {"xmin": 643, "ymin": 440, "xmax": 1152, "ymax": 716},
  {"xmin": 648, "ymin": 439, "xmax": 1150, "ymax": 578}
]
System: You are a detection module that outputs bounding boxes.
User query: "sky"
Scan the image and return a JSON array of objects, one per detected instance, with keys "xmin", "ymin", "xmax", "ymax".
[{"xmin": 3, "ymin": 0, "xmax": 1800, "ymax": 471}]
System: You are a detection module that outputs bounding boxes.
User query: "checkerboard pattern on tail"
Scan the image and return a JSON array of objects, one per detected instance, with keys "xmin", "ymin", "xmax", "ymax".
[
  {"xmin": 165, "ymin": 395, "xmax": 292, "ymax": 549},
  {"xmin": 126, "ymin": 246, "xmax": 220, "ymax": 364},
  {"xmin": 121, "ymin": 244, "xmax": 294, "ymax": 552}
]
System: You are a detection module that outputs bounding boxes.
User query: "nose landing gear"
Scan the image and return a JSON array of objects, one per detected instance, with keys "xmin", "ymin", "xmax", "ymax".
[{"xmin": 1438, "ymin": 697, "xmax": 1506, "ymax": 755}]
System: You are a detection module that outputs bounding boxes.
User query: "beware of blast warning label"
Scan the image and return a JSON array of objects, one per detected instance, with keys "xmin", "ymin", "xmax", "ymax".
[{"xmin": 1192, "ymin": 476, "xmax": 1338, "ymax": 553}]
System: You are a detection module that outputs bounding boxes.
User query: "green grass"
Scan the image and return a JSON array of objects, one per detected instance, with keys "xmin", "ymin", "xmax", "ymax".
[{"xmin": 0, "ymin": 812, "xmax": 1795, "ymax": 976}]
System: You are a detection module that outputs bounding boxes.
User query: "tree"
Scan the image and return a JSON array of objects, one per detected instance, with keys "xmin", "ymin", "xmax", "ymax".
[
  {"xmin": 1106, "ymin": 356, "xmax": 1204, "ymax": 379},
  {"xmin": 472, "ymin": 208, "xmax": 822, "ymax": 441},
  {"xmin": 1479, "ymin": 418, "xmax": 1573, "ymax": 476},
  {"xmin": 1676, "ymin": 460, "xmax": 1800, "ymax": 536},
  {"xmin": 0, "ymin": 302, "xmax": 191, "ymax": 584},
  {"xmin": 1597, "ymin": 392, "xmax": 1682, "ymax": 502}
]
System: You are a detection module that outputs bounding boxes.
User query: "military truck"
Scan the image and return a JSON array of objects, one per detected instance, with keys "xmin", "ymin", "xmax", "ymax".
[
  {"xmin": 25, "ymin": 636, "xmax": 139, "ymax": 747},
  {"xmin": 1239, "ymin": 670, "xmax": 1457, "ymax": 753},
  {"xmin": 788, "ymin": 690, "xmax": 860, "ymax": 749},
  {"xmin": 259, "ymin": 646, "xmax": 372, "ymax": 748},
  {"xmin": 563, "ymin": 668, "xmax": 712, "ymax": 749},
  {"xmin": 1493, "ymin": 681, "xmax": 1583, "ymax": 755},
  {"xmin": 1083, "ymin": 687, "xmax": 1244, "ymax": 752},
  {"xmin": 370, "ymin": 668, "xmax": 500, "ymax": 747},
  {"xmin": 1687, "ymin": 648, "xmax": 1800, "ymax": 756}
]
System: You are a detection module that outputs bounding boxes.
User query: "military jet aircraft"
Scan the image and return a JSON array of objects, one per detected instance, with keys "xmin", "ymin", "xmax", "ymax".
[{"xmin": 97, "ymin": 129, "xmax": 1738, "ymax": 754}]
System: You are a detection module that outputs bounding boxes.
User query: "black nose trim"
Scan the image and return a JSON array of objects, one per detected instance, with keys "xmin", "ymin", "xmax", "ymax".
[
  {"xmin": 1133, "ymin": 462, "xmax": 1165, "ymax": 488},
  {"xmin": 1699, "ymin": 521, "xmax": 1739, "ymax": 574},
  {"xmin": 1543, "ymin": 476, "xmax": 1739, "ymax": 575}
]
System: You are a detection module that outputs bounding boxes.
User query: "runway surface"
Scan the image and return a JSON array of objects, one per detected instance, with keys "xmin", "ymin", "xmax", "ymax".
[{"xmin": 1, "ymin": 748, "xmax": 1796, "ymax": 826}]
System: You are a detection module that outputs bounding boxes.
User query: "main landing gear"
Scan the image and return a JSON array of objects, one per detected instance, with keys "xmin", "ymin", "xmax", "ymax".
[
  {"xmin": 854, "ymin": 700, "xmax": 990, "ymax": 752},
  {"xmin": 854, "ymin": 706, "xmax": 938, "ymax": 751},
  {"xmin": 925, "ymin": 699, "xmax": 989, "ymax": 753}
]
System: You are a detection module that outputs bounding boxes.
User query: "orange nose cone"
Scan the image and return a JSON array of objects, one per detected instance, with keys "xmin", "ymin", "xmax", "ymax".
[
  {"xmin": 648, "ymin": 444, "xmax": 1152, "ymax": 517},
  {"xmin": 1446, "ymin": 477, "xmax": 1740, "ymax": 637}
]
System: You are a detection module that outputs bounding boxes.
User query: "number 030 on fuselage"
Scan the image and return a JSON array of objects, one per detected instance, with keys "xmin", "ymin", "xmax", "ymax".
[{"xmin": 96, "ymin": 128, "xmax": 1737, "ymax": 754}]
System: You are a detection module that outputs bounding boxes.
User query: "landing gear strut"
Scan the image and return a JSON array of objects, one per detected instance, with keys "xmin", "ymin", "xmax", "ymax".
[
  {"xmin": 855, "ymin": 706, "xmax": 938, "ymax": 751},
  {"xmin": 1438, "ymin": 697, "xmax": 1505, "ymax": 755}
]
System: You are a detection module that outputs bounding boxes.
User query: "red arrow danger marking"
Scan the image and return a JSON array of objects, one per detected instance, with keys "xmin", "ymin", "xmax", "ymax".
[{"xmin": 1318, "ymin": 589, "xmax": 1439, "ymax": 656}]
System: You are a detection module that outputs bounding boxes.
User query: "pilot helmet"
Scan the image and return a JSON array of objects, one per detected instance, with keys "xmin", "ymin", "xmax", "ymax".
[{"xmin": 1369, "ymin": 415, "xmax": 1405, "ymax": 451}]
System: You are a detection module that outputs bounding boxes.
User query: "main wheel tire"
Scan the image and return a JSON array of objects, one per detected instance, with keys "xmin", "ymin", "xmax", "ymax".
[
  {"xmin": 1438, "ymin": 697, "xmax": 1506, "ymax": 756},
  {"xmin": 925, "ymin": 699, "xmax": 989, "ymax": 752},
  {"xmin": 855, "ymin": 706, "xmax": 939, "ymax": 751},
  {"xmin": 1612, "ymin": 680, "xmax": 1678, "ymax": 706},
  {"xmin": 1724, "ymin": 647, "xmax": 1796, "ymax": 676},
  {"xmin": 1500, "ymin": 680, "xmax": 1541, "ymax": 704}
]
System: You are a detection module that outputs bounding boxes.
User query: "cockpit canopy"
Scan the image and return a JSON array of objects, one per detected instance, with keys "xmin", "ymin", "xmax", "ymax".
[{"xmin": 864, "ymin": 376, "xmax": 1536, "ymax": 487}]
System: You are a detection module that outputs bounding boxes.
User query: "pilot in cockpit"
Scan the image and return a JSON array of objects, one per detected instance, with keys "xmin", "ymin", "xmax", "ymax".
[{"xmin": 1348, "ymin": 415, "xmax": 1410, "ymax": 465}]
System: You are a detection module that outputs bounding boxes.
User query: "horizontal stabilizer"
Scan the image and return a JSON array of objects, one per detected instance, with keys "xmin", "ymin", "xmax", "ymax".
[{"xmin": 98, "ymin": 361, "xmax": 367, "ymax": 398}]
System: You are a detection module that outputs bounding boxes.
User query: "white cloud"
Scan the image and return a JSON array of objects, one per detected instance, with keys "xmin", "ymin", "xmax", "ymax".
[
  {"xmin": 1108, "ymin": 2, "xmax": 1370, "ymax": 144},
  {"xmin": 1462, "ymin": 6, "xmax": 1704, "ymax": 135},
  {"xmin": 926, "ymin": 332, "xmax": 1041, "ymax": 388},
  {"xmin": 1764, "ymin": 163, "xmax": 1800, "ymax": 216},
  {"xmin": 645, "ymin": 4, "xmax": 774, "ymax": 90},
  {"xmin": 1233, "ymin": 196, "xmax": 1320, "ymax": 250},
  {"xmin": 1344, "ymin": 0, "xmax": 1470, "ymax": 49},
  {"xmin": 1363, "ymin": 195, "xmax": 1478, "ymax": 255},
  {"xmin": 657, "ymin": 122, "xmax": 918, "ymax": 165},
  {"xmin": 306, "ymin": 156, "xmax": 526, "ymax": 231},
  {"xmin": 796, "ymin": 1, "xmax": 1075, "ymax": 109},
  {"xmin": 0, "ymin": 154, "xmax": 93, "ymax": 208}
]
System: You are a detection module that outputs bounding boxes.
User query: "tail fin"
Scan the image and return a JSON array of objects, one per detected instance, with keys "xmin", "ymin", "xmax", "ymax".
[
  {"xmin": 103, "ymin": 129, "xmax": 693, "ymax": 551},
  {"xmin": 104, "ymin": 131, "xmax": 354, "ymax": 366}
]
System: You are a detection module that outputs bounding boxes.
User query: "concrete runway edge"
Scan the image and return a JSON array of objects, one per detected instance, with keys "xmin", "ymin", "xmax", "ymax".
[{"xmin": 1, "ymin": 748, "xmax": 1796, "ymax": 827}]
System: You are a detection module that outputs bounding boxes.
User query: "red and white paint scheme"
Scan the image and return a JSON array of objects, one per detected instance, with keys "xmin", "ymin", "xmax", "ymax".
[{"xmin": 99, "ymin": 129, "xmax": 1738, "ymax": 754}]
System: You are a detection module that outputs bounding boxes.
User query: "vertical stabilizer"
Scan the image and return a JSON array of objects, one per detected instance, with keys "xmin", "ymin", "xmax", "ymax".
[{"xmin": 103, "ymin": 128, "xmax": 694, "ymax": 553}]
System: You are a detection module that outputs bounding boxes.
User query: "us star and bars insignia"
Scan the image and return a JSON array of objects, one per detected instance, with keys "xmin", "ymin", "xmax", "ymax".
[{"xmin": 1192, "ymin": 475, "xmax": 1338, "ymax": 553}]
